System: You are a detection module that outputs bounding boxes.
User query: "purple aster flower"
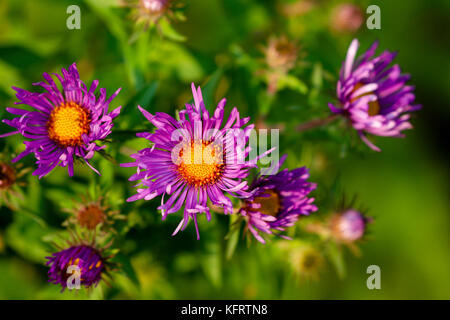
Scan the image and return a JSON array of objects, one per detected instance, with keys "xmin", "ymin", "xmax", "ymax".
[
  {"xmin": 122, "ymin": 83, "xmax": 265, "ymax": 239},
  {"xmin": 0, "ymin": 63, "xmax": 122, "ymax": 178},
  {"xmin": 329, "ymin": 39, "xmax": 421, "ymax": 151},
  {"xmin": 46, "ymin": 245, "xmax": 105, "ymax": 291},
  {"xmin": 238, "ymin": 156, "xmax": 318, "ymax": 243},
  {"xmin": 330, "ymin": 4, "xmax": 364, "ymax": 33},
  {"xmin": 330, "ymin": 209, "xmax": 371, "ymax": 242}
]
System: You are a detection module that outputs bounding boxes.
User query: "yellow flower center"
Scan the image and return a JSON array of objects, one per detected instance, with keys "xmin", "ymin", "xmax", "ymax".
[
  {"xmin": 252, "ymin": 190, "xmax": 281, "ymax": 217},
  {"xmin": 176, "ymin": 140, "xmax": 224, "ymax": 187},
  {"xmin": 47, "ymin": 101, "xmax": 91, "ymax": 147},
  {"xmin": 351, "ymin": 82, "xmax": 380, "ymax": 116}
]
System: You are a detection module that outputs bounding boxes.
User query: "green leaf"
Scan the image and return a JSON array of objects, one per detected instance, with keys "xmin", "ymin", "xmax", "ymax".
[
  {"xmin": 5, "ymin": 214, "xmax": 52, "ymax": 263},
  {"xmin": 111, "ymin": 252, "xmax": 141, "ymax": 289},
  {"xmin": 326, "ymin": 242, "xmax": 346, "ymax": 279},
  {"xmin": 16, "ymin": 208, "xmax": 48, "ymax": 229},
  {"xmin": 148, "ymin": 41, "xmax": 204, "ymax": 82},
  {"xmin": 128, "ymin": 81, "xmax": 159, "ymax": 111},
  {"xmin": 0, "ymin": 59, "xmax": 26, "ymax": 97},
  {"xmin": 225, "ymin": 227, "xmax": 240, "ymax": 261},
  {"xmin": 311, "ymin": 62, "xmax": 323, "ymax": 90},
  {"xmin": 200, "ymin": 69, "xmax": 224, "ymax": 111},
  {"xmin": 159, "ymin": 18, "xmax": 186, "ymax": 42},
  {"xmin": 85, "ymin": 0, "xmax": 140, "ymax": 86},
  {"xmin": 258, "ymin": 90, "xmax": 275, "ymax": 116},
  {"xmin": 99, "ymin": 157, "xmax": 115, "ymax": 189},
  {"xmin": 225, "ymin": 214, "xmax": 242, "ymax": 260},
  {"xmin": 84, "ymin": 0, "xmax": 127, "ymax": 43},
  {"xmin": 200, "ymin": 241, "xmax": 222, "ymax": 288},
  {"xmin": 119, "ymin": 81, "xmax": 159, "ymax": 130},
  {"xmin": 277, "ymin": 74, "xmax": 308, "ymax": 94}
]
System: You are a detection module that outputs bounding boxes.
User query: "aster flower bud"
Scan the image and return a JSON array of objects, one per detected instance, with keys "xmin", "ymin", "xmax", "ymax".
[
  {"xmin": 124, "ymin": 0, "xmax": 183, "ymax": 28},
  {"xmin": 330, "ymin": 209, "xmax": 371, "ymax": 243},
  {"xmin": 63, "ymin": 195, "xmax": 123, "ymax": 231},
  {"xmin": 77, "ymin": 204, "xmax": 106, "ymax": 229},
  {"xmin": 265, "ymin": 36, "xmax": 298, "ymax": 73},
  {"xmin": 330, "ymin": 3, "xmax": 364, "ymax": 33},
  {"xmin": 0, "ymin": 159, "xmax": 30, "ymax": 209},
  {"xmin": 0, "ymin": 162, "xmax": 16, "ymax": 191},
  {"xmin": 262, "ymin": 36, "xmax": 300, "ymax": 95},
  {"xmin": 139, "ymin": 0, "xmax": 170, "ymax": 20}
]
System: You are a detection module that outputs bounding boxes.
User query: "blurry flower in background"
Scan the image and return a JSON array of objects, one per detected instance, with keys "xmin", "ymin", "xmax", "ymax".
[
  {"xmin": 136, "ymin": 0, "xmax": 170, "ymax": 23},
  {"xmin": 0, "ymin": 157, "xmax": 30, "ymax": 210},
  {"xmin": 239, "ymin": 157, "xmax": 317, "ymax": 243},
  {"xmin": 329, "ymin": 39, "xmax": 422, "ymax": 151},
  {"xmin": 265, "ymin": 36, "xmax": 298, "ymax": 73},
  {"xmin": 122, "ymin": 83, "xmax": 259, "ymax": 239},
  {"xmin": 63, "ymin": 195, "xmax": 124, "ymax": 232},
  {"xmin": 263, "ymin": 36, "xmax": 299, "ymax": 95},
  {"xmin": 289, "ymin": 244, "xmax": 325, "ymax": 280},
  {"xmin": 124, "ymin": 0, "xmax": 184, "ymax": 28},
  {"xmin": 279, "ymin": 0, "xmax": 315, "ymax": 17},
  {"xmin": 330, "ymin": 209, "xmax": 372, "ymax": 243},
  {"xmin": 306, "ymin": 206, "xmax": 373, "ymax": 256},
  {"xmin": 330, "ymin": 3, "xmax": 364, "ymax": 33},
  {"xmin": 0, "ymin": 63, "xmax": 122, "ymax": 177}
]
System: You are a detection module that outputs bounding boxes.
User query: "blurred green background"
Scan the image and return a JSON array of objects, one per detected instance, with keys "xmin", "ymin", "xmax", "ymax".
[{"xmin": 0, "ymin": 0, "xmax": 448, "ymax": 299}]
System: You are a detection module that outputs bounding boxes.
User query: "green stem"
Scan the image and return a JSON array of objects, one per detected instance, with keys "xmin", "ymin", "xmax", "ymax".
[
  {"xmin": 296, "ymin": 114, "xmax": 339, "ymax": 132},
  {"xmin": 112, "ymin": 130, "xmax": 146, "ymax": 135}
]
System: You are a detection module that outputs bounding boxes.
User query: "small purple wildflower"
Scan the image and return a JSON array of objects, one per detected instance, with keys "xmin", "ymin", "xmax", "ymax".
[{"xmin": 46, "ymin": 245, "xmax": 105, "ymax": 291}]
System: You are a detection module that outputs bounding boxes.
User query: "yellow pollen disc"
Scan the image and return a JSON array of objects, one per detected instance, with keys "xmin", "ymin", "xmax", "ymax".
[
  {"xmin": 251, "ymin": 190, "xmax": 281, "ymax": 217},
  {"xmin": 176, "ymin": 141, "xmax": 224, "ymax": 188},
  {"xmin": 47, "ymin": 101, "xmax": 91, "ymax": 147},
  {"xmin": 96, "ymin": 261, "xmax": 102, "ymax": 268},
  {"xmin": 351, "ymin": 82, "xmax": 380, "ymax": 116}
]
